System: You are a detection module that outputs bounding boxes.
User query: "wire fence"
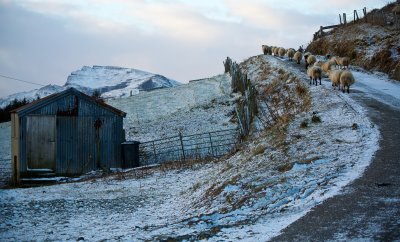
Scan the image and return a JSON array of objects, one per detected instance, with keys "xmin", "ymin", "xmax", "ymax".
[{"xmin": 138, "ymin": 129, "xmax": 238, "ymax": 166}]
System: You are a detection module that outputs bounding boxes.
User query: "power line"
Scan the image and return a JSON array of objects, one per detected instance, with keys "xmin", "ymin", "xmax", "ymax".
[{"xmin": 0, "ymin": 74, "xmax": 46, "ymax": 87}]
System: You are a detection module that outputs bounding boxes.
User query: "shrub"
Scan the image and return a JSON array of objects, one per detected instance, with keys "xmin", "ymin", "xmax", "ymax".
[
  {"xmin": 252, "ymin": 144, "xmax": 267, "ymax": 156},
  {"xmin": 300, "ymin": 120, "xmax": 308, "ymax": 128},
  {"xmin": 311, "ymin": 114, "xmax": 321, "ymax": 123}
]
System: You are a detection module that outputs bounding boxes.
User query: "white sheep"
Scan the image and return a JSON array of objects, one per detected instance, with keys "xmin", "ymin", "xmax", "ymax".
[
  {"xmin": 287, "ymin": 48, "xmax": 295, "ymax": 61},
  {"xmin": 328, "ymin": 70, "xmax": 343, "ymax": 90},
  {"xmin": 321, "ymin": 60, "xmax": 336, "ymax": 74},
  {"xmin": 293, "ymin": 51, "xmax": 302, "ymax": 64},
  {"xmin": 337, "ymin": 57, "xmax": 350, "ymax": 69},
  {"xmin": 278, "ymin": 47, "xmax": 286, "ymax": 57},
  {"xmin": 307, "ymin": 65, "xmax": 322, "ymax": 86},
  {"xmin": 340, "ymin": 70, "xmax": 355, "ymax": 93},
  {"xmin": 314, "ymin": 60, "xmax": 324, "ymax": 67},
  {"xmin": 273, "ymin": 47, "xmax": 279, "ymax": 56},
  {"xmin": 306, "ymin": 54, "xmax": 317, "ymax": 69}
]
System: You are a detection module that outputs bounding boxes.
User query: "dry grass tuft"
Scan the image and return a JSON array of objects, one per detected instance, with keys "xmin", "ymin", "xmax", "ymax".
[{"xmin": 277, "ymin": 163, "xmax": 294, "ymax": 172}]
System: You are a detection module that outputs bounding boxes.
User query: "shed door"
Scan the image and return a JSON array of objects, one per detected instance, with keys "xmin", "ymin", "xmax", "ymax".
[{"xmin": 26, "ymin": 115, "xmax": 56, "ymax": 170}]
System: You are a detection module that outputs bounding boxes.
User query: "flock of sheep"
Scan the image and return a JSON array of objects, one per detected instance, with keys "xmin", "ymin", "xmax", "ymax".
[{"xmin": 261, "ymin": 45, "xmax": 356, "ymax": 93}]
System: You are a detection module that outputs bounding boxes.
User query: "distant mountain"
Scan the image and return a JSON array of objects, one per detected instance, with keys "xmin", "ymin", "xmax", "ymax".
[
  {"xmin": 0, "ymin": 84, "xmax": 65, "ymax": 109},
  {"xmin": 0, "ymin": 66, "xmax": 181, "ymax": 108},
  {"xmin": 66, "ymin": 66, "xmax": 180, "ymax": 99}
]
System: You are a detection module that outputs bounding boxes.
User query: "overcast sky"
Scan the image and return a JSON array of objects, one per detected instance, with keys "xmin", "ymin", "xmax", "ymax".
[{"xmin": 0, "ymin": 0, "xmax": 389, "ymax": 97}]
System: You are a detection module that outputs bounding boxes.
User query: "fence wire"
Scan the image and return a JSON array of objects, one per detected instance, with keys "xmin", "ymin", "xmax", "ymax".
[{"xmin": 138, "ymin": 129, "xmax": 238, "ymax": 166}]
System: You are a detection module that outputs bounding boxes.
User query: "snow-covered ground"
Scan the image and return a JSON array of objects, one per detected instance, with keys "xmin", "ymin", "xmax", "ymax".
[
  {"xmin": 0, "ymin": 122, "xmax": 11, "ymax": 187},
  {"xmin": 1, "ymin": 55, "xmax": 399, "ymax": 241}
]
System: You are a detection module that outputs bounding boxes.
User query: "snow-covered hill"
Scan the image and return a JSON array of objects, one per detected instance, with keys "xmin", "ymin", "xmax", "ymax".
[
  {"xmin": 0, "ymin": 84, "xmax": 65, "ymax": 109},
  {"xmin": 0, "ymin": 66, "xmax": 180, "ymax": 108},
  {"xmin": 66, "ymin": 65, "xmax": 180, "ymax": 99}
]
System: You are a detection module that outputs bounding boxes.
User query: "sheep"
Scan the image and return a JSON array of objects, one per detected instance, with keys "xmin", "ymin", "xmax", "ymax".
[
  {"xmin": 303, "ymin": 52, "xmax": 311, "ymax": 63},
  {"xmin": 273, "ymin": 47, "xmax": 279, "ymax": 56},
  {"xmin": 314, "ymin": 60, "xmax": 324, "ymax": 67},
  {"xmin": 337, "ymin": 57, "xmax": 350, "ymax": 69},
  {"xmin": 278, "ymin": 47, "xmax": 286, "ymax": 57},
  {"xmin": 307, "ymin": 65, "xmax": 322, "ymax": 86},
  {"xmin": 305, "ymin": 54, "xmax": 316, "ymax": 69},
  {"xmin": 287, "ymin": 48, "xmax": 295, "ymax": 61},
  {"xmin": 262, "ymin": 45, "xmax": 272, "ymax": 55},
  {"xmin": 266, "ymin": 46, "xmax": 272, "ymax": 55},
  {"xmin": 340, "ymin": 70, "xmax": 355, "ymax": 93},
  {"xmin": 328, "ymin": 70, "xmax": 343, "ymax": 90},
  {"xmin": 293, "ymin": 51, "xmax": 303, "ymax": 64},
  {"xmin": 262, "ymin": 45, "xmax": 268, "ymax": 55},
  {"xmin": 329, "ymin": 56, "xmax": 339, "ymax": 69},
  {"xmin": 321, "ymin": 60, "xmax": 336, "ymax": 74}
]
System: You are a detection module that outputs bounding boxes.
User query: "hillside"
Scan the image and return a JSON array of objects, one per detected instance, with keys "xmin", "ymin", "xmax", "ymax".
[
  {"xmin": 307, "ymin": 2, "xmax": 400, "ymax": 80},
  {"xmin": 0, "ymin": 55, "xmax": 384, "ymax": 240},
  {"xmin": 0, "ymin": 66, "xmax": 179, "ymax": 109},
  {"xmin": 107, "ymin": 74, "xmax": 235, "ymax": 142}
]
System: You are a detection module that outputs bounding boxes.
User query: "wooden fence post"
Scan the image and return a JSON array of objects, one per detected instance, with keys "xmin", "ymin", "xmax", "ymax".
[
  {"xmin": 152, "ymin": 140, "xmax": 157, "ymax": 163},
  {"xmin": 354, "ymin": 10, "xmax": 359, "ymax": 21},
  {"xmin": 382, "ymin": 11, "xmax": 386, "ymax": 26},
  {"xmin": 339, "ymin": 14, "xmax": 342, "ymax": 24},
  {"xmin": 343, "ymin": 13, "xmax": 347, "ymax": 24},
  {"xmin": 363, "ymin": 7, "xmax": 367, "ymax": 22},
  {"xmin": 179, "ymin": 132, "xmax": 186, "ymax": 162},
  {"xmin": 209, "ymin": 133, "xmax": 214, "ymax": 156}
]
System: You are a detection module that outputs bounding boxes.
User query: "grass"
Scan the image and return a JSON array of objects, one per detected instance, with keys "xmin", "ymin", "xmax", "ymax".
[
  {"xmin": 311, "ymin": 114, "xmax": 322, "ymax": 123},
  {"xmin": 300, "ymin": 120, "xmax": 308, "ymax": 128},
  {"xmin": 278, "ymin": 163, "xmax": 294, "ymax": 172},
  {"xmin": 252, "ymin": 144, "xmax": 267, "ymax": 156}
]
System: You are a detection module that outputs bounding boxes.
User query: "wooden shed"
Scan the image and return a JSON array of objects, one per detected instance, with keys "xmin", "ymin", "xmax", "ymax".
[{"xmin": 11, "ymin": 88, "xmax": 126, "ymax": 183}]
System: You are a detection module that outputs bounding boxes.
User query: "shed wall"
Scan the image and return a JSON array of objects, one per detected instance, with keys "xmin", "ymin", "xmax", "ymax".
[{"xmin": 56, "ymin": 116, "xmax": 123, "ymax": 175}]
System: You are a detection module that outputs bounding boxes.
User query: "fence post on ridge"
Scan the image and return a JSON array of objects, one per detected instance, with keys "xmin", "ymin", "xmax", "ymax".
[
  {"xmin": 179, "ymin": 132, "xmax": 186, "ymax": 162},
  {"xmin": 363, "ymin": 7, "xmax": 367, "ymax": 22},
  {"xmin": 209, "ymin": 132, "xmax": 214, "ymax": 156}
]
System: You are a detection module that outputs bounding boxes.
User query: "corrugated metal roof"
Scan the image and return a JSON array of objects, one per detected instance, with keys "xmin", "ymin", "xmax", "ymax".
[{"xmin": 11, "ymin": 87, "xmax": 126, "ymax": 117}]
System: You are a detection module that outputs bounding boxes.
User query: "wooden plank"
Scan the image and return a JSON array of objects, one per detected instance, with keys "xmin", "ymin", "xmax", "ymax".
[{"xmin": 321, "ymin": 24, "xmax": 341, "ymax": 30}]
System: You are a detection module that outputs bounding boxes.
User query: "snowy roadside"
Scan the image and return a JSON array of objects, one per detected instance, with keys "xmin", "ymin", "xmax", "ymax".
[{"xmin": 0, "ymin": 55, "xmax": 389, "ymax": 241}]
